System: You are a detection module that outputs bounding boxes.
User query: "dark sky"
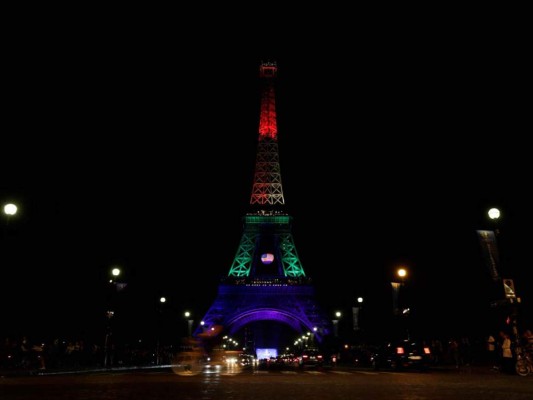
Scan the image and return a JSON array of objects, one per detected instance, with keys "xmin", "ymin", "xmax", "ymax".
[{"xmin": 1, "ymin": 20, "xmax": 531, "ymax": 345}]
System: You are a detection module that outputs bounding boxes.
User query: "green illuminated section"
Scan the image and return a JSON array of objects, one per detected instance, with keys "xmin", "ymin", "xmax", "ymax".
[
  {"xmin": 245, "ymin": 215, "xmax": 291, "ymax": 224},
  {"xmin": 228, "ymin": 233, "xmax": 257, "ymax": 277},
  {"xmin": 279, "ymin": 233, "xmax": 306, "ymax": 277},
  {"xmin": 228, "ymin": 215, "xmax": 305, "ymax": 278}
]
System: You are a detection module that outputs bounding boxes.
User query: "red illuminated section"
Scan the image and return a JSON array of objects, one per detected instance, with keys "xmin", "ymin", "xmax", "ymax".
[{"xmin": 258, "ymin": 62, "xmax": 278, "ymax": 141}]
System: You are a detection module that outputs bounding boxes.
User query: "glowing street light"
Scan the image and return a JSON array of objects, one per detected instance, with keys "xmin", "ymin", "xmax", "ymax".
[
  {"xmin": 184, "ymin": 311, "xmax": 193, "ymax": 337},
  {"xmin": 3, "ymin": 203, "xmax": 17, "ymax": 216},
  {"xmin": 392, "ymin": 267, "xmax": 409, "ymax": 317},
  {"xmin": 112, "ymin": 268, "xmax": 121, "ymax": 277},
  {"xmin": 488, "ymin": 208, "xmax": 501, "ymax": 220},
  {"xmin": 333, "ymin": 311, "xmax": 342, "ymax": 337},
  {"xmin": 354, "ymin": 297, "xmax": 364, "ymax": 332},
  {"xmin": 155, "ymin": 296, "xmax": 168, "ymax": 365},
  {"xmin": 104, "ymin": 266, "xmax": 125, "ymax": 367},
  {"xmin": 397, "ymin": 268, "xmax": 407, "ymax": 281},
  {"xmin": 484, "ymin": 207, "xmax": 521, "ymax": 346},
  {"xmin": 392, "ymin": 267, "xmax": 411, "ymax": 339},
  {"xmin": 488, "ymin": 207, "xmax": 502, "ymax": 235},
  {"xmin": 3, "ymin": 203, "xmax": 18, "ymax": 236}
]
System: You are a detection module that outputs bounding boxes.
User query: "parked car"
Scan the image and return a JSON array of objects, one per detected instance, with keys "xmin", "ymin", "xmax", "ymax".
[
  {"xmin": 352, "ymin": 345, "xmax": 377, "ymax": 368},
  {"xmin": 371, "ymin": 339, "xmax": 432, "ymax": 371}
]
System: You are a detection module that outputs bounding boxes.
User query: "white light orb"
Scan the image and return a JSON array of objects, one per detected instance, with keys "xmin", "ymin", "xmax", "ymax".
[
  {"xmin": 488, "ymin": 208, "xmax": 501, "ymax": 220},
  {"xmin": 3, "ymin": 203, "xmax": 17, "ymax": 216}
]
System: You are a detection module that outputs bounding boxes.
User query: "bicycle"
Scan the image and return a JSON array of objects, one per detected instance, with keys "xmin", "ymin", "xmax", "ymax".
[{"xmin": 515, "ymin": 347, "xmax": 532, "ymax": 377}]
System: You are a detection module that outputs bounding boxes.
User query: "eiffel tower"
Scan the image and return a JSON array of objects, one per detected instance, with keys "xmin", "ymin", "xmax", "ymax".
[{"xmin": 196, "ymin": 62, "xmax": 331, "ymax": 350}]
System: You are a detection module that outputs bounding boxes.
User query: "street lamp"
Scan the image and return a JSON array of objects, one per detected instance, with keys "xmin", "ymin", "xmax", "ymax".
[
  {"xmin": 3, "ymin": 203, "xmax": 17, "ymax": 216},
  {"xmin": 392, "ymin": 267, "xmax": 410, "ymax": 339},
  {"xmin": 488, "ymin": 207, "xmax": 500, "ymax": 220},
  {"xmin": 488, "ymin": 207, "xmax": 501, "ymax": 235},
  {"xmin": 333, "ymin": 311, "xmax": 342, "ymax": 337},
  {"xmin": 310, "ymin": 326, "xmax": 318, "ymax": 345},
  {"xmin": 104, "ymin": 266, "xmax": 124, "ymax": 367},
  {"xmin": 184, "ymin": 311, "xmax": 193, "ymax": 338},
  {"xmin": 353, "ymin": 297, "xmax": 363, "ymax": 332},
  {"xmin": 156, "ymin": 296, "xmax": 167, "ymax": 365},
  {"xmin": 3, "ymin": 203, "xmax": 18, "ymax": 236},
  {"xmin": 111, "ymin": 268, "xmax": 121, "ymax": 280},
  {"xmin": 392, "ymin": 267, "xmax": 408, "ymax": 316},
  {"xmin": 484, "ymin": 208, "xmax": 522, "ymax": 346},
  {"xmin": 397, "ymin": 268, "xmax": 407, "ymax": 283}
]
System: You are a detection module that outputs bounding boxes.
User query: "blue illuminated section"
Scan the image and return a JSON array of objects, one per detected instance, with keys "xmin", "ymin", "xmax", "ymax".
[{"xmin": 195, "ymin": 283, "xmax": 330, "ymax": 341}]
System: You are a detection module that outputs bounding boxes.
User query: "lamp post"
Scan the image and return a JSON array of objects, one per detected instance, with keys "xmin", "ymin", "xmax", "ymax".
[
  {"xmin": 353, "ymin": 297, "xmax": 363, "ymax": 332},
  {"xmin": 392, "ymin": 267, "xmax": 410, "ymax": 339},
  {"xmin": 3, "ymin": 203, "xmax": 18, "ymax": 237},
  {"xmin": 397, "ymin": 268, "xmax": 407, "ymax": 284},
  {"xmin": 184, "ymin": 311, "xmax": 193, "ymax": 338},
  {"xmin": 488, "ymin": 208, "xmax": 501, "ymax": 234},
  {"xmin": 485, "ymin": 208, "xmax": 522, "ymax": 346},
  {"xmin": 155, "ymin": 296, "xmax": 167, "ymax": 365},
  {"xmin": 104, "ymin": 267, "xmax": 122, "ymax": 368},
  {"xmin": 333, "ymin": 311, "xmax": 342, "ymax": 337},
  {"xmin": 392, "ymin": 267, "xmax": 407, "ymax": 316},
  {"xmin": 311, "ymin": 326, "xmax": 318, "ymax": 346}
]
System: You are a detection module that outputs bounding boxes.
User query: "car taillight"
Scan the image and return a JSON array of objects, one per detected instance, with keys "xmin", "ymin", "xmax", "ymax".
[
  {"xmin": 317, "ymin": 355, "xmax": 323, "ymax": 359},
  {"xmin": 396, "ymin": 347, "xmax": 405, "ymax": 354},
  {"xmin": 303, "ymin": 355, "xmax": 308, "ymax": 359},
  {"xmin": 423, "ymin": 347, "xmax": 431, "ymax": 354}
]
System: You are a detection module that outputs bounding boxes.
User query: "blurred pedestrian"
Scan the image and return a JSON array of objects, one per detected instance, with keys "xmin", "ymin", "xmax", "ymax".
[
  {"xmin": 448, "ymin": 338, "xmax": 460, "ymax": 368},
  {"xmin": 487, "ymin": 334, "xmax": 497, "ymax": 369},
  {"xmin": 499, "ymin": 330, "xmax": 513, "ymax": 373}
]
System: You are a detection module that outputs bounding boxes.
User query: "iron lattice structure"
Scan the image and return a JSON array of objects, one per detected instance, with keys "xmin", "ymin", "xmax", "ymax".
[
  {"xmin": 196, "ymin": 62, "xmax": 330, "ymax": 343},
  {"xmin": 227, "ymin": 214, "xmax": 306, "ymax": 278},
  {"xmin": 250, "ymin": 62, "xmax": 284, "ymax": 206}
]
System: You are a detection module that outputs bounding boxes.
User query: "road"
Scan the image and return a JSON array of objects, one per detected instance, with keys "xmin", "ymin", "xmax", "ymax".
[{"xmin": 1, "ymin": 367, "xmax": 532, "ymax": 400}]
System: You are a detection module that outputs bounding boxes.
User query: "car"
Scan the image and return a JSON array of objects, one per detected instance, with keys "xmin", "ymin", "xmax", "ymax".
[
  {"xmin": 298, "ymin": 349, "xmax": 324, "ymax": 368},
  {"xmin": 351, "ymin": 345, "xmax": 377, "ymax": 368},
  {"xmin": 371, "ymin": 339, "xmax": 432, "ymax": 371}
]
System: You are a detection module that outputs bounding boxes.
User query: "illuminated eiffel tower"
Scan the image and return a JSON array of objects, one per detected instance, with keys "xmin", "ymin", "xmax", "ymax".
[{"xmin": 196, "ymin": 62, "xmax": 331, "ymax": 349}]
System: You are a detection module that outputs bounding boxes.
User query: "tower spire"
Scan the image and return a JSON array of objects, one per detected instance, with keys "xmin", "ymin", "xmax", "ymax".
[
  {"xmin": 250, "ymin": 61, "xmax": 285, "ymax": 206},
  {"xmin": 258, "ymin": 62, "xmax": 278, "ymax": 140}
]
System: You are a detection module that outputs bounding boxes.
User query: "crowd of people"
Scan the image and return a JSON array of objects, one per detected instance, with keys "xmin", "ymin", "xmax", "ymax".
[
  {"xmin": 0, "ymin": 335, "xmax": 175, "ymax": 372},
  {"xmin": 2, "ymin": 329, "xmax": 532, "ymax": 374},
  {"xmin": 486, "ymin": 329, "xmax": 533, "ymax": 374}
]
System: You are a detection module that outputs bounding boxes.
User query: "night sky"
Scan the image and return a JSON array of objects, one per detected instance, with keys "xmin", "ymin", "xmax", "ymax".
[{"xmin": 1, "ymin": 21, "xmax": 531, "ymax": 346}]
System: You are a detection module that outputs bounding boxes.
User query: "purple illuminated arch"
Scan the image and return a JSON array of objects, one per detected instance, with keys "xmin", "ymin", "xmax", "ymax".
[{"xmin": 226, "ymin": 308, "xmax": 320, "ymax": 339}]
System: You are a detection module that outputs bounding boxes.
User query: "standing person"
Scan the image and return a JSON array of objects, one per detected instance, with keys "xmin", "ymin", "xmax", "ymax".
[
  {"xmin": 499, "ymin": 330, "xmax": 513, "ymax": 373},
  {"xmin": 459, "ymin": 336, "xmax": 471, "ymax": 366},
  {"xmin": 448, "ymin": 338, "xmax": 460, "ymax": 368},
  {"xmin": 487, "ymin": 334, "xmax": 497, "ymax": 369}
]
